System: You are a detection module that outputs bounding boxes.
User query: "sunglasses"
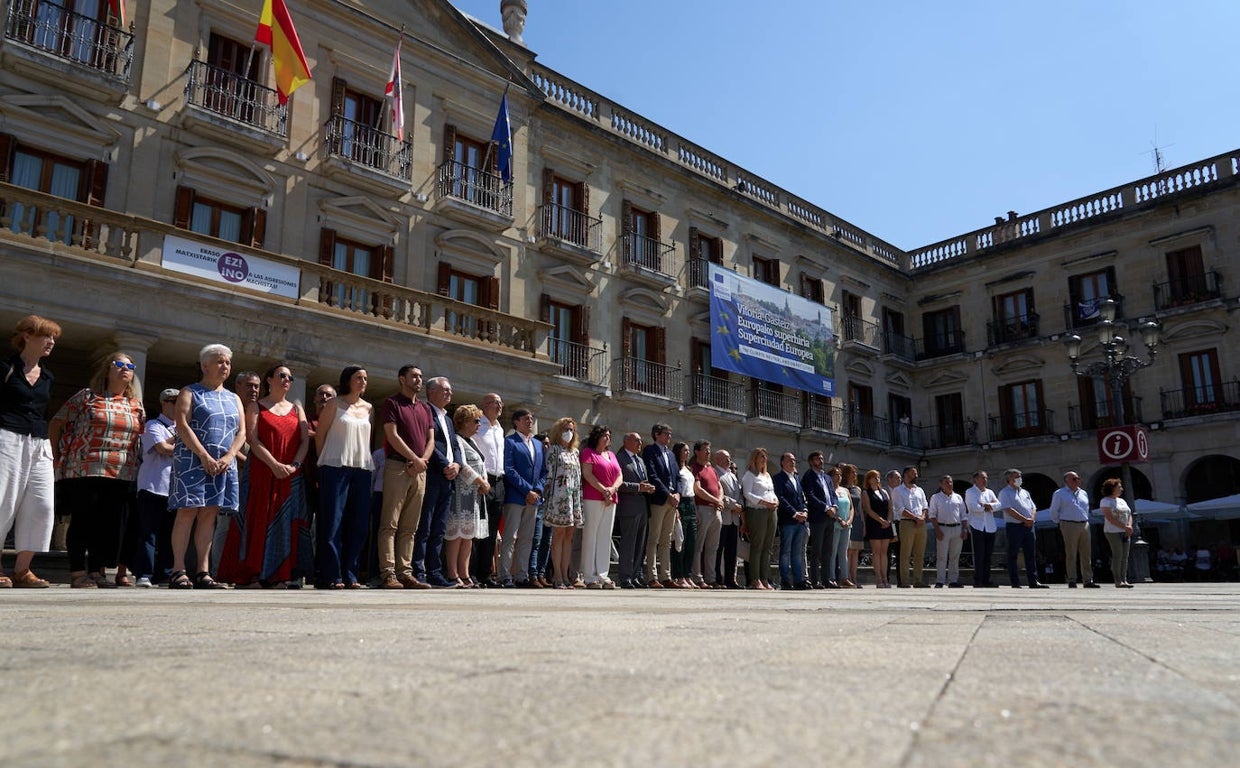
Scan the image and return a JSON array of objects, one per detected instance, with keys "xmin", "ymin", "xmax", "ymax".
[
  {"xmin": 112, "ymin": 360, "xmax": 135, "ymax": 371},
  {"xmin": 277, "ymin": 373, "xmax": 294, "ymax": 381}
]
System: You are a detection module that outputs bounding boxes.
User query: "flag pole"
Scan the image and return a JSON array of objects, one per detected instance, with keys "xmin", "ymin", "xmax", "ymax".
[
  {"xmin": 481, "ymin": 82, "xmax": 511, "ymax": 172},
  {"xmin": 376, "ymin": 26, "xmax": 405, "ymax": 133}
]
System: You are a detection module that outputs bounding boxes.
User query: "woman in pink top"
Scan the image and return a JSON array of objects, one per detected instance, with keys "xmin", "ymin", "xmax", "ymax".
[{"xmin": 580, "ymin": 424, "xmax": 622, "ymax": 588}]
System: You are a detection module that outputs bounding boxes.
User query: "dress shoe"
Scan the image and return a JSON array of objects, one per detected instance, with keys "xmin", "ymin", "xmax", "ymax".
[
  {"xmin": 380, "ymin": 576, "xmax": 404, "ymax": 589},
  {"xmin": 913, "ymin": 583, "xmax": 929, "ymax": 588},
  {"xmin": 948, "ymin": 582, "xmax": 964, "ymax": 588},
  {"xmin": 839, "ymin": 579, "xmax": 856, "ymax": 588},
  {"xmin": 1084, "ymin": 582, "xmax": 1101, "ymax": 589},
  {"xmin": 934, "ymin": 583, "xmax": 944, "ymax": 588},
  {"xmin": 1068, "ymin": 582, "xmax": 1077, "ymax": 588},
  {"xmin": 620, "ymin": 579, "xmax": 635, "ymax": 589},
  {"xmin": 647, "ymin": 579, "xmax": 664, "ymax": 589},
  {"xmin": 898, "ymin": 584, "xmax": 912, "ymax": 589},
  {"xmin": 501, "ymin": 578, "xmax": 515, "ymax": 588},
  {"xmin": 399, "ymin": 576, "xmax": 431, "ymax": 589},
  {"xmin": 428, "ymin": 577, "xmax": 458, "ymax": 589},
  {"xmin": 794, "ymin": 581, "xmax": 813, "ymax": 590},
  {"xmin": 1011, "ymin": 584, "xmax": 1024, "ymax": 588},
  {"xmin": 826, "ymin": 581, "xmax": 841, "ymax": 589},
  {"xmin": 1030, "ymin": 583, "xmax": 1049, "ymax": 589}
]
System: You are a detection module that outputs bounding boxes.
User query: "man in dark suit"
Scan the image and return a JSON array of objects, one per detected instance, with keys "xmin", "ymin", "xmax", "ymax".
[
  {"xmin": 642, "ymin": 422, "xmax": 679, "ymax": 588},
  {"xmin": 615, "ymin": 432, "xmax": 654, "ymax": 588},
  {"xmin": 802, "ymin": 450, "xmax": 838, "ymax": 588},
  {"xmin": 499, "ymin": 408, "xmax": 545, "ymax": 586},
  {"xmin": 413, "ymin": 376, "xmax": 460, "ymax": 587},
  {"xmin": 773, "ymin": 452, "xmax": 811, "ymax": 590}
]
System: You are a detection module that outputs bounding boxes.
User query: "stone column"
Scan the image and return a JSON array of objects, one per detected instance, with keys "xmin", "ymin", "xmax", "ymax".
[{"xmin": 113, "ymin": 330, "xmax": 159, "ymax": 393}]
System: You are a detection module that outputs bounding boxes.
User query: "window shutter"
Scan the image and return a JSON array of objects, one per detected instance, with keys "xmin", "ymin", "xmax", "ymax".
[
  {"xmin": 436, "ymin": 262, "xmax": 452, "ymax": 296},
  {"xmin": 173, "ymin": 186, "xmax": 195, "ymax": 230},
  {"xmin": 1105, "ymin": 266, "xmax": 1118, "ymax": 300},
  {"xmin": 572, "ymin": 304, "xmax": 589, "ymax": 345},
  {"xmin": 483, "ymin": 276, "xmax": 500, "ymax": 310},
  {"xmin": 539, "ymin": 294, "xmax": 551, "ymax": 323},
  {"xmin": 621, "ymin": 318, "xmax": 632, "ymax": 358},
  {"xmin": 0, "ymin": 133, "xmax": 13, "ymax": 183},
  {"xmin": 688, "ymin": 226, "xmax": 700, "ymax": 262},
  {"xmin": 578, "ymin": 180, "xmax": 589, "ymax": 217},
  {"xmin": 998, "ymin": 384, "xmax": 1013, "ymax": 432},
  {"xmin": 542, "ymin": 167, "xmax": 554, "ymax": 206},
  {"xmin": 242, "ymin": 206, "xmax": 266, "ymax": 249},
  {"xmin": 82, "ymin": 159, "xmax": 108, "ymax": 206},
  {"xmin": 331, "ymin": 77, "xmax": 347, "ymax": 115},
  {"xmin": 621, "ymin": 199, "xmax": 633, "ymax": 235},
  {"xmin": 488, "ymin": 141, "xmax": 500, "ymax": 175},
  {"xmin": 650, "ymin": 210, "xmax": 661, "ymax": 244},
  {"xmin": 442, "ymin": 124, "xmax": 457, "ymax": 166},
  {"xmin": 691, "ymin": 337, "xmax": 703, "ymax": 373},
  {"xmin": 799, "ymin": 272, "xmax": 811, "ymax": 299},
  {"xmin": 318, "ymin": 228, "xmax": 336, "ymax": 266},
  {"xmin": 653, "ymin": 326, "xmax": 667, "ymax": 366}
]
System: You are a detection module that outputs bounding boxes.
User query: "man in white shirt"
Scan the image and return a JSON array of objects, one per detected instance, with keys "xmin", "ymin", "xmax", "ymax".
[
  {"xmin": 929, "ymin": 474, "xmax": 967, "ymax": 588},
  {"xmin": 964, "ymin": 470, "xmax": 1000, "ymax": 587},
  {"xmin": 472, "ymin": 392, "xmax": 506, "ymax": 586},
  {"xmin": 892, "ymin": 466, "xmax": 930, "ymax": 587},
  {"xmin": 998, "ymin": 467, "xmax": 1047, "ymax": 588},
  {"xmin": 712, "ymin": 450, "xmax": 742, "ymax": 588},
  {"xmin": 1048, "ymin": 471, "xmax": 1099, "ymax": 588}
]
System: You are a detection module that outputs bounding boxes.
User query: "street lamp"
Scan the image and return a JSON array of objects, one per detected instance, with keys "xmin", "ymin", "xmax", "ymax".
[{"xmin": 1064, "ymin": 298, "xmax": 1161, "ymax": 581}]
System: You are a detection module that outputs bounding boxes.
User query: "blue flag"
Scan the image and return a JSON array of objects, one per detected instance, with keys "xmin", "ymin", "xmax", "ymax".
[{"xmin": 491, "ymin": 93, "xmax": 512, "ymax": 183}]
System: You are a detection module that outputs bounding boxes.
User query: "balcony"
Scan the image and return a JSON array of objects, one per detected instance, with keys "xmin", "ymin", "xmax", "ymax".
[
  {"xmin": 322, "ymin": 115, "xmax": 412, "ymax": 193},
  {"xmin": 0, "ymin": 180, "xmax": 548, "ymax": 359},
  {"xmin": 920, "ymin": 421, "xmax": 976, "ymax": 450},
  {"xmin": 840, "ymin": 316, "xmax": 880, "ymax": 353},
  {"xmin": 1160, "ymin": 382, "xmax": 1240, "ymax": 420},
  {"xmin": 617, "ymin": 357, "xmax": 682, "ymax": 400},
  {"xmin": 882, "ymin": 330, "xmax": 917, "ymax": 362},
  {"xmin": 987, "ymin": 312, "xmax": 1040, "ymax": 346},
  {"xmin": 182, "ymin": 59, "xmax": 287, "ymax": 150},
  {"xmin": 848, "ymin": 411, "xmax": 891, "ymax": 443},
  {"xmin": 537, "ymin": 202, "xmax": 602, "ymax": 261},
  {"xmin": 2, "ymin": 0, "xmax": 132, "ymax": 99},
  {"xmin": 805, "ymin": 399, "xmax": 846, "ymax": 434},
  {"xmin": 548, "ymin": 338, "xmax": 608, "ymax": 386},
  {"xmin": 687, "ymin": 257, "xmax": 717, "ymax": 292},
  {"xmin": 433, "ymin": 159, "xmax": 513, "ymax": 230},
  {"xmin": 1064, "ymin": 295, "xmax": 1124, "ymax": 329},
  {"xmin": 753, "ymin": 384, "xmax": 802, "ymax": 425},
  {"xmin": 916, "ymin": 330, "xmax": 967, "ymax": 360},
  {"xmin": 1153, "ymin": 271, "xmax": 1222, "ymax": 311},
  {"xmin": 1068, "ymin": 397, "xmax": 1143, "ymax": 431},
  {"xmin": 689, "ymin": 372, "xmax": 746, "ymax": 414},
  {"xmin": 619, "ymin": 232, "xmax": 677, "ymax": 283},
  {"xmin": 988, "ymin": 409, "xmax": 1055, "ymax": 442}
]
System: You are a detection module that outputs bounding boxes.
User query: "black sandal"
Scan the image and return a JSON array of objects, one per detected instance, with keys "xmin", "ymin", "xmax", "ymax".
[
  {"xmin": 169, "ymin": 570, "xmax": 193, "ymax": 590},
  {"xmin": 193, "ymin": 571, "xmax": 222, "ymax": 590}
]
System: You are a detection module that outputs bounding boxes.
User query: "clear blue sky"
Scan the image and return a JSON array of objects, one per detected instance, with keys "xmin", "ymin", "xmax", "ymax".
[{"xmin": 450, "ymin": 0, "xmax": 1240, "ymax": 250}]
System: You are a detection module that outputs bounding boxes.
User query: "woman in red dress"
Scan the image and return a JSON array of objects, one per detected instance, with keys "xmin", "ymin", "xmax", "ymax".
[{"xmin": 218, "ymin": 364, "xmax": 309, "ymax": 588}]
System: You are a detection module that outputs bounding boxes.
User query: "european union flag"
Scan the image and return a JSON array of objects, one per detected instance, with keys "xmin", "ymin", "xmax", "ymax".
[{"xmin": 491, "ymin": 93, "xmax": 512, "ymax": 183}]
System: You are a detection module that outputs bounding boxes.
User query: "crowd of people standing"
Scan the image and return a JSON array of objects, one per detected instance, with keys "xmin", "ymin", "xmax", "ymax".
[{"xmin": 0, "ymin": 315, "xmax": 1175, "ymax": 592}]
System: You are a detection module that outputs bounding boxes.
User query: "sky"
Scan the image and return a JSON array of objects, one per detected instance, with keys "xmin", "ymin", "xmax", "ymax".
[{"xmin": 449, "ymin": 0, "xmax": 1240, "ymax": 250}]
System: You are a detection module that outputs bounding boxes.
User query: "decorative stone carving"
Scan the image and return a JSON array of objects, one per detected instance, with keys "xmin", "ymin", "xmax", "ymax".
[{"xmin": 501, "ymin": 0, "xmax": 527, "ymax": 45}]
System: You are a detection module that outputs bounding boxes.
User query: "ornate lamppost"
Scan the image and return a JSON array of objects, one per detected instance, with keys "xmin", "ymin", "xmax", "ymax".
[{"xmin": 1064, "ymin": 299, "xmax": 1161, "ymax": 582}]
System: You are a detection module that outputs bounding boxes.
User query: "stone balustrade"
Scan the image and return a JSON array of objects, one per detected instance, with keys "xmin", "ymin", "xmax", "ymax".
[{"xmin": 0, "ymin": 182, "xmax": 548, "ymax": 358}]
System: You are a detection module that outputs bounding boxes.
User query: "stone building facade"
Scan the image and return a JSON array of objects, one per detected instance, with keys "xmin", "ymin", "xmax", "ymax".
[{"xmin": 1, "ymin": 0, "xmax": 1236, "ymax": 553}]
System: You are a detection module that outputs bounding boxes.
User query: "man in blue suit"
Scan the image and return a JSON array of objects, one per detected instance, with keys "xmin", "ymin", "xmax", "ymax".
[
  {"xmin": 774, "ymin": 452, "xmax": 811, "ymax": 590},
  {"xmin": 802, "ymin": 450, "xmax": 838, "ymax": 588},
  {"xmin": 642, "ymin": 422, "xmax": 679, "ymax": 587},
  {"xmin": 499, "ymin": 408, "xmax": 545, "ymax": 587},
  {"xmin": 413, "ymin": 376, "xmax": 459, "ymax": 587}
]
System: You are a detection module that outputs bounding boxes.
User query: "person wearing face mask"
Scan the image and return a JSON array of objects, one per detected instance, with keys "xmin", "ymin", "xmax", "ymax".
[
  {"xmin": 541, "ymin": 417, "xmax": 583, "ymax": 588},
  {"xmin": 998, "ymin": 468, "xmax": 1047, "ymax": 588}
]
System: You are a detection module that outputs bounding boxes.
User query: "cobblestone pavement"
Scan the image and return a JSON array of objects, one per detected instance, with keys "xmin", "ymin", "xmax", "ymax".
[{"xmin": 2, "ymin": 583, "xmax": 1237, "ymax": 767}]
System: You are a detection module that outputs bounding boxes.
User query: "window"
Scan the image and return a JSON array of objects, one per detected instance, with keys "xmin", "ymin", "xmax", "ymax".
[
  {"xmin": 329, "ymin": 78, "xmax": 384, "ymax": 168},
  {"xmin": 1076, "ymin": 375, "xmax": 1135, "ymax": 429},
  {"xmin": 1179, "ymin": 349, "xmax": 1221, "ymax": 410},
  {"xmin": 882, "ymin": 308, "xmax": 913, "ymax": 358},
  {"xmin": 173, "ymin": 186, "xmax": 265, "ymax": 247},
  {"xmin": 1, "ymin": 138, "xmax": 106, "ymax": 244},
  {"xmin": 753, "ymin": 255, "xmax": 779, "ymax": 287},
  {"xmin": 934, "ymin": 393, "xmax": 967, "ymax": 447},
  {"xmin": 318, "ymin": 229, "xmax": 393, "ymax": 315},
  {"xmin": 1160, "ymin": 245, "xmax": 1219, "ymax": 307},
  {"xmin": 848, "ymin": 383, "xmax": 879, "ymax": 440},
  {"xmin": 688, "ymin": 228, "xmax": 722, "ymax": 288},
  {"xmin": 842, "ymin": 291, "xmax": 862, "ymax": 319},
  {"xmin": 541, "ymin": 172, "xmax": 590, "ymax": 245},
  {"xmin": 540, "ymin": 296, "xmax": 590, "ymax": 377},
  {"xmin": 998, "ymin": 380, "xmax": 1046, "ymax": 438},
  {"xmin": 19, "ymin": 0, "xmax": 118, "ymax": 67},
  {"xmin": 622, "ymin": 202, "xmax": 663, "ymax": 271},
  {"xmin": 922, "ymin": 307, "xmax": 963, "ymax": 357},
  {"xmin": 621, "ymin": 318, "xmax": 667, "ymax": 395},
  {"xmin": 691, "ymin": 337, "xmax": 741, "ymax": 410},
  {"xmin": 201, "ymin": 32, "xmax": 262, "ymax": 122},
  {"xmin": 992, "ymin": 288, "xmax": 1036, "ymax": 343},
  {"xmin": 1067, "ymin": 267, "xmax": 1116, "ymax": 327},
  {"xmin": 438, "ymin": 264, "xmax": 498, "ymax": 337},
  {"xmin": 799, "ymin": 273, "xmax": 824, "ymax": 304},
  {"xmin": 451, "ymin": 133, "xmax": 490, "ymax": 205}
]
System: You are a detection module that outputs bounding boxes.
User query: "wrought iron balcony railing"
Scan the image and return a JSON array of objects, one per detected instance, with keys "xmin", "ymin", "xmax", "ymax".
[
  {"xmin": 183, "ymin": 59, "xmax": 287, "ymax": 137},
  {"xmin": 435, "ymin": 159, "xmax": 513, "ymax": 217},
  {"xmin": 882, "ymin": 331, "xmax": 917, "ymax": 361},
  {"xmin": 325, "ymin": 114, "xmax": 412, "ymax": 180},
  {"xmin": 1068, "ymin": 397, "xmax": 1143, "ymax": 431},
  {"xmin": 753, "ymin": 385, "xmax": 802, "ymax": 424},
  {"xmin": 841, "ymin": 316, "xmax": 880, "ymax": 348},
  {"xmin": 1160, "ymin": 381, "xmax": 1240, "ymax": 420},
  {"xmin": 538, "ymin": 202, "xmax": 601, "ymax": 252},
  {"xmin": 916, "ymin": 330, "xmax": 967, "ymax": 360},
  {"xmin": 1153, "ymin": 271, "xmax": 1222, "ymax": 311},
  {"xmin": 617, "ymin": 357, "xmax": 682, "ymax": 400},
  {"xmin": 620, "ymin": 232, "xmax": 676, "ymax": 278},
  {"xmin": 689, "ymin": 372, "xmax": 747, "ymax": 413},
  {"xmin": 548, "ymin": 337, "xmax": 608, "ymax": 385},
  {"xmin": 4, "ymin": 0, "xmax": 133, "ymax": 82},
  {"xmin": 987, "ymin": 312, "xmax": 1040, "ymax": 345},
  {"xmin": 988, "ymin": 409, "xmax": 1055, "ymax": 441}
]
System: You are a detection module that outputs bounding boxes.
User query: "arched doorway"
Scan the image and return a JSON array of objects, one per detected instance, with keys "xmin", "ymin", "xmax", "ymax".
[
  {"xmin": 1181, "ymin": 455, "xmax": 1240, "ymax": 503},
  {"xmin": 1087, "ymin": 466, "xmax": 1152, "ymax": 503}
]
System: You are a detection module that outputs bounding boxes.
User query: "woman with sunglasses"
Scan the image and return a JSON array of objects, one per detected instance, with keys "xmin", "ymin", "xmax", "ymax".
[
  {"xmin": 218, "ymin": 364, "xmax": 309, "ymax": 588},
  {"xmin": 49, "ymin": 352, "xmax": 145, "ymax": 587}
]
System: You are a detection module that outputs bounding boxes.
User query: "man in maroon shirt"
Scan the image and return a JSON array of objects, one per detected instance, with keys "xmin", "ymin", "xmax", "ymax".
[
  {"xmin": 691, "ymin": 440, "xmax": 724, "ymax": 588},
  {"xmin": 377, "ymin": 365, "xmax": 434, "ymax": 589}
]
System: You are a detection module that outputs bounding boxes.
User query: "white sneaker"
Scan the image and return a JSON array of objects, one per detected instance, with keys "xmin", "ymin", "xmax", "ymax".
[{"xmin": 136, "ymin": 576, "xmax": 153, "ymax": 588}]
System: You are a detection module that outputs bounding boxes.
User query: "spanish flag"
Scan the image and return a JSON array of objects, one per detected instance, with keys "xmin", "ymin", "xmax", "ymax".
[
  {"xmin": 255, "ymin": 0, "xmax": 312, "ymax": 105},
  {"xmin": 107, "ymin": 0, "xmax": 126, "ymax": 26}
]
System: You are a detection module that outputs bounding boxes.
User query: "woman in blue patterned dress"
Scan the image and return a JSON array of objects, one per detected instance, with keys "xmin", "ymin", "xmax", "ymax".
[{"xmin": 168, "ymin": 343, "xmax": 245, "ymax": 589}]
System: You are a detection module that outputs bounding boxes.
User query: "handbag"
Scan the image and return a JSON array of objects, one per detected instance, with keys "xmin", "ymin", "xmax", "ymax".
[{"xmin": 673, "ymin": 517, "xmax": 684, "ymax": 552}]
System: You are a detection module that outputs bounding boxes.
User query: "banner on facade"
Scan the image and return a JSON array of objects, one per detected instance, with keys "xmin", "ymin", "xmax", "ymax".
[
  {"xmin": 161, "ymin": 234, "xmax": 301, "ymax": 300},
  {"xmin": 708, "ymin": 263, "xmax": 835, "ymax": 396}
]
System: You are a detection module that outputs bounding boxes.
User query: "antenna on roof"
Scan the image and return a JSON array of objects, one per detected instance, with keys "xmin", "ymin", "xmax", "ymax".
[{"xmin": 1143, "ymin": 129, "xmax": 1174, "ymax": 175}]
